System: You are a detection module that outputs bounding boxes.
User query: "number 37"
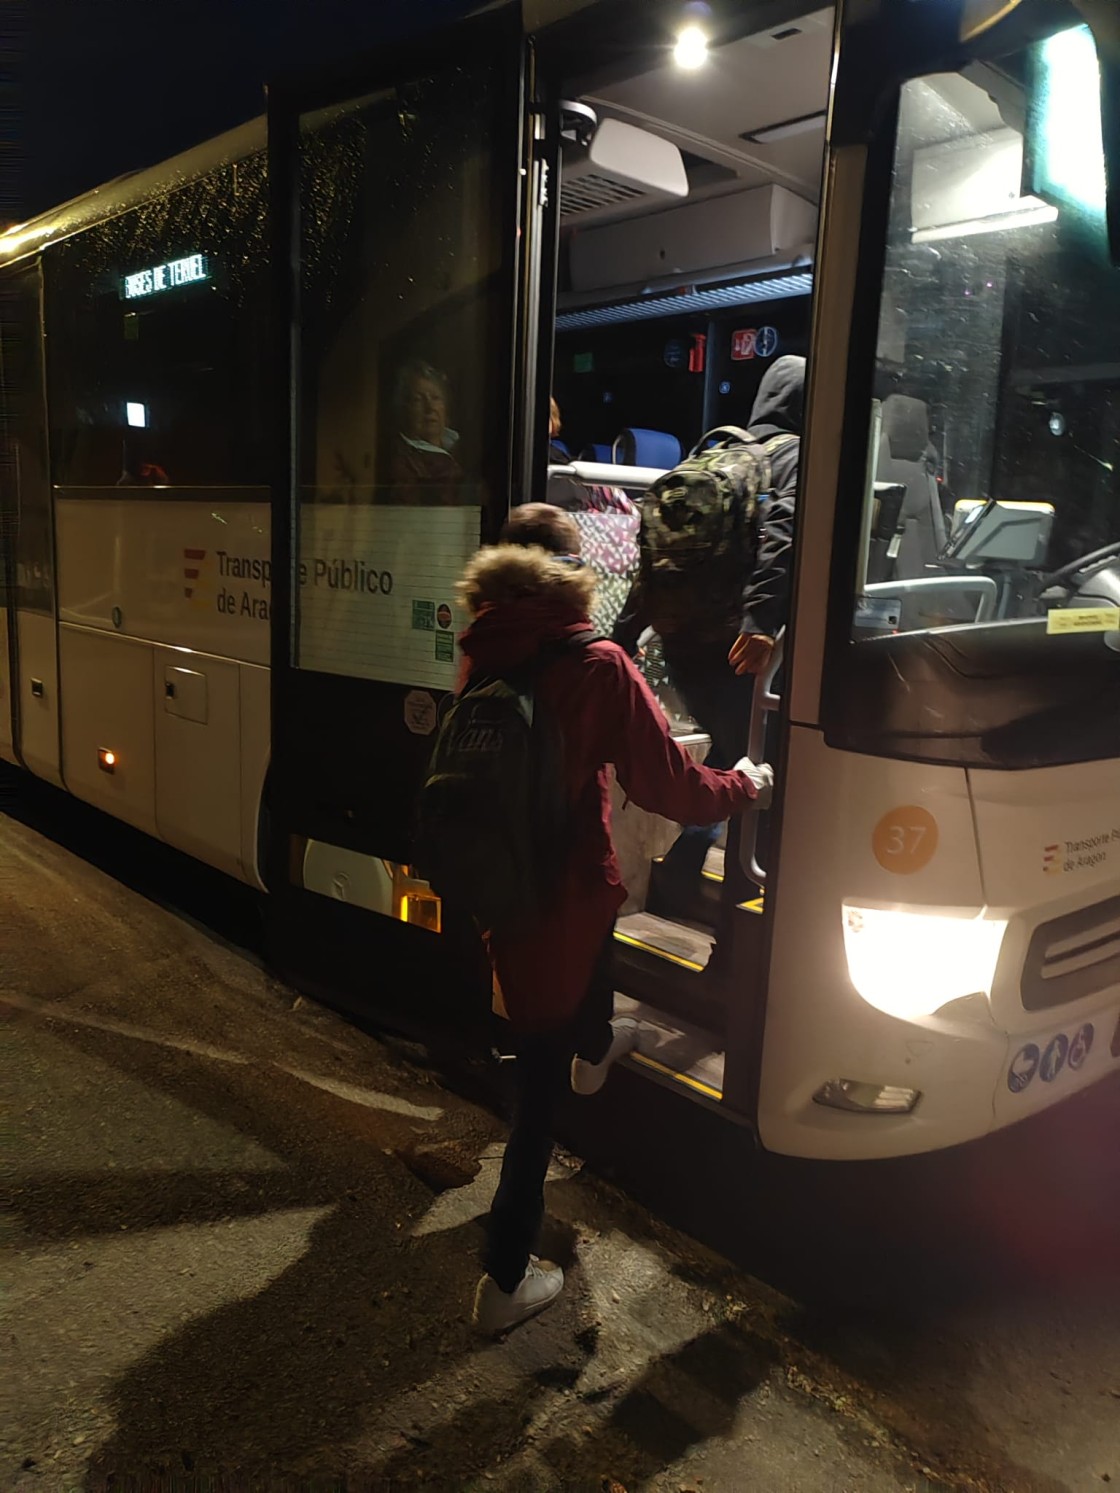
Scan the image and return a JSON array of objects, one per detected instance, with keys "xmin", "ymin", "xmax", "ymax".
[
  {"xmin": 872, "ymin": 806, "xmax": 939, "ymax": 874},
  {"xmin": 885, "ymin": 824, "xmax": 925, "ymax": 856}
]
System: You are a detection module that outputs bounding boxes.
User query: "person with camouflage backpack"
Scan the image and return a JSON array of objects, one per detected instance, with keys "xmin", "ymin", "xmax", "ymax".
[{"xmin": 613, "ymin": 355, "xmax": 805, "ymax": 963}]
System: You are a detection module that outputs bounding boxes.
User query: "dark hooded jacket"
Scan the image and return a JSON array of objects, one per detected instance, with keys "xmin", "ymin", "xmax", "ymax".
[
  {"xmin": 739, "ymin": 354, "xmax": 805, "ymax": 639},
  {"xmin": 613, "ymin": 353, "xmax": 805, "ymax": 651},
  {"xmin": 457, "ymin": 545, "xmax": 756, "ymax": 1031}
]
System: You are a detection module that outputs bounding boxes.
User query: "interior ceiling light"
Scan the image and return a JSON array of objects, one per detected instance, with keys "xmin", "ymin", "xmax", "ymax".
[
  {"xmin": 674, "ymin": 24, "xmax": 708, "ymax": 70},
  {"xmin": 741, "ymin": 112, "xmax": 826, "ymax": 145}
]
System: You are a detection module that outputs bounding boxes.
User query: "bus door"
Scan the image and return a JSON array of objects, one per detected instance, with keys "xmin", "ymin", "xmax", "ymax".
[
  {"xmin": 0, "ymin": 262, "xmax": 59, "ymax": 782},
  {"xmin": 265, "ymin": 6, "xmax": 552, "ymax": 1026}
]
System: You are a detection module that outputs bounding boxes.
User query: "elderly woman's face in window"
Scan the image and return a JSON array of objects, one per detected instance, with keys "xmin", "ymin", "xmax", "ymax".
[{"xmin": 403, "ymin": 374, "xmax": 447, "ymax": 445}]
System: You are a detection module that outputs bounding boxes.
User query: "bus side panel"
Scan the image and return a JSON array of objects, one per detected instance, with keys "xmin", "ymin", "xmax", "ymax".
[
  {"xmin": 59, "ymin": 627, "xmax": 157, "ymax": 836},
  {"xmin": 154, "ymin": 644, "xmax": 243, "ymax": 879},
  {"xmin": 16, "ymin": 609, "xmax": 62, "ymax": 787},
  {"xmin": 759, "ymin": 724, "xmax": 1005, "ymax": 1160},
  {"xmin": 0, "ymin": 609, "xmax": 14, "ymax": 764},
  {"xmin": 55, "ymin": 497, "xmax": 270, "ymax": 666},
  {"xmin": 54, "ymin": 497, "xmax": 270, "ymax": 881}
]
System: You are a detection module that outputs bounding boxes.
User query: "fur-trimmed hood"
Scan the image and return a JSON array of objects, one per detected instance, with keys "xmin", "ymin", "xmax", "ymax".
[{"xmin": 457, "ymin": 544, "xmax": 596, "ymax": 678}]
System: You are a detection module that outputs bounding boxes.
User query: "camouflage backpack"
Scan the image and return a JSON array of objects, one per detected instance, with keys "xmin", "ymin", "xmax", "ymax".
[{"xmin": 636, "ymin": 426, "xmax": 798, "ymax": 640}]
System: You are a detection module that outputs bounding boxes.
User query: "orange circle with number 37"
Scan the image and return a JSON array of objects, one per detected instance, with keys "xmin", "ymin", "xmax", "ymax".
[{"xmin": 871, "ymin": 806, "xmax": 939, "ymax": 874}]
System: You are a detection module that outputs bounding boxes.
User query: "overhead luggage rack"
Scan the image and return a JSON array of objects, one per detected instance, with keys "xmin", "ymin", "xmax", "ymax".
[{"xmin": 555, "ymin": 269, "xmax": 814, "ymax": 330}]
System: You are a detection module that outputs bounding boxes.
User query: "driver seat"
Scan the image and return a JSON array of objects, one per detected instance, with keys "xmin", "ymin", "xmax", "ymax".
[{"xmin": 877, "ymin": 395, "xmax": 948, "ymax": 581}]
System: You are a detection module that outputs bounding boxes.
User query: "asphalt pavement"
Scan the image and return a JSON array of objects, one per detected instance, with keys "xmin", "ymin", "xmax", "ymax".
[{"xmin": 2, "ymin": 768, "xmax": 1118, "ymax": 1492}]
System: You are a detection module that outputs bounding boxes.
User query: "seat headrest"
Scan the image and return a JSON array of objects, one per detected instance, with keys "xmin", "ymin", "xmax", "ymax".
[
  {"xmin": 579, "ymin": 443, "xmax": 613, "ymax": 463},
  {"xmin": 881, "ymin": 395, "xmax": 931, "ymax": 463},
  {"xmin": 612, "ymin": 428, "xmax": 682, "ymax": 470}
]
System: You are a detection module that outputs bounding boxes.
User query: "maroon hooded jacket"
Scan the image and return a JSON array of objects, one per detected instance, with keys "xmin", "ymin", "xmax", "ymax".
[{"xmin": 457, "ymin": 546, "xmax": 756, "ymax": 1032}]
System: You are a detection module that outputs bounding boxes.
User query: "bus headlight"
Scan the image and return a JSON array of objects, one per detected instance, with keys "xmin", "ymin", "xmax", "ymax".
[{"xmin": 842, "ymin": 905, "xmax": 1007, "ymax": 1020}]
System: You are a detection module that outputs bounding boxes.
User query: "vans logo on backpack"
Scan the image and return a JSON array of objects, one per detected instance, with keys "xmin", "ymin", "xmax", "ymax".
[{"xmin": 459, "ymin": 723, "xmax": 507, "ymax": 755}]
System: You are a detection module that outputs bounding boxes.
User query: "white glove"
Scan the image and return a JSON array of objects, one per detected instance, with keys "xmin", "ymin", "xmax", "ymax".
[{"xmin": 733, "ymin": 757, "xmax": 774, "ymax": 809}]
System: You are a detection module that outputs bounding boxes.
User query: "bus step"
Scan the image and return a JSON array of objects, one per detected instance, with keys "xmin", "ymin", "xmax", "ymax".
[
  {"xmin": 616, "ymin": 911, "xmax": 712, "ymax": 969},
  {"xmin": 612, "ymin": 913, "xmax": 726, "ymax": 1033},
  {"xmin": 613, "ymin": 992, "xmax": 725, "ymax": 1106}
]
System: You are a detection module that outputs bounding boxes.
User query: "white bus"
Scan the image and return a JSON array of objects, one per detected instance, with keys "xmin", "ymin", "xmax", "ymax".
[{"xmin": 2, "ymin": 0, "xmax": 1118, "ymax": 1160}]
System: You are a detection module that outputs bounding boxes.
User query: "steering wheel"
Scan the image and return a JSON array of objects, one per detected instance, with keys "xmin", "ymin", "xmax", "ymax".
[{"xmin": 1039, "ymin": 539, "xmax": 1120, "ymax": 592}]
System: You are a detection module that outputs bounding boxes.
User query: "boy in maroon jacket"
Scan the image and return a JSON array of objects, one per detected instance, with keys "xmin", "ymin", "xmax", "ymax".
[{"xmin": 461, "ymin": 507, "xmax": 770, "ymax": 1333}]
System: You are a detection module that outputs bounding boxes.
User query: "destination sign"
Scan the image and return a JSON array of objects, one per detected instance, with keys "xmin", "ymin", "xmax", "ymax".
[{"xmin": 122, "ymin": 254, "xmax": 209, "ymax": 300}]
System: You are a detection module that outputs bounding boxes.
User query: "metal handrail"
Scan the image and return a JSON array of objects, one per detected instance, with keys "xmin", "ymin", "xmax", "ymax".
[
  {"xmin": 740, "ymin": 627, "xmax": 785, "ymax": 888},
  {"xmin": 863, "ymin": 574, "xmax": 998, "ymax": 623},
  {"xmin": 548, "ymin": 461, "xmax": 666, "ymax": 490}
]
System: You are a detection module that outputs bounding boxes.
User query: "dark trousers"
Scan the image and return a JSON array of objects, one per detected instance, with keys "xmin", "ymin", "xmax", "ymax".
[
  {"xmin": 482, "ymin": 933, "xmax": 615, "ymax": 1293},
  {"xmin": 660, "ymin": 639, "xmax": 755, "ymax": 942}
]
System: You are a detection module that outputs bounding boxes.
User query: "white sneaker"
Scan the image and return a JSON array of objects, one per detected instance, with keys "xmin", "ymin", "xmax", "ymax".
[
  {"xmin": 571, "ymin": 1017, "xmax": 642, "ymax": 1096},
  {"xmin": 473, "ymin": 1257, "xmax": 564, "ymax": 1335}
]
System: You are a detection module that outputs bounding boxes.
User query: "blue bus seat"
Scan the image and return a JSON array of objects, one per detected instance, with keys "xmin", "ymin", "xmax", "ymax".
[{"xmin": 612, "ymin": 428, "xmax": 682, "ymax": 469}]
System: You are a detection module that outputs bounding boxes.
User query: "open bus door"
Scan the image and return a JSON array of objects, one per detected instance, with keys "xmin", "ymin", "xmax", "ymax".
[{"xmin": 264, "ymin": 6, "xmax": 555, "ymax": 1030}]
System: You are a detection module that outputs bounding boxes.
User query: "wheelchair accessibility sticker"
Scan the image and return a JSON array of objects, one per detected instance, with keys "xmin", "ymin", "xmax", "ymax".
[
  {"xmin": 1068, "ymin": 1022, "xmax": 1095, "ymax": 1070},
  {"xmin": 1008, "ymin": 1023, "xmax": 1094, "ymax": 1094}
]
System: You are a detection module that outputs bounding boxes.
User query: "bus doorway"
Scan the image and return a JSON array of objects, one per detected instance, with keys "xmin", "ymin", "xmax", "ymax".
[{"xmin": 537, "ymin": 11, "xmax": 832, "ymax": 1108}]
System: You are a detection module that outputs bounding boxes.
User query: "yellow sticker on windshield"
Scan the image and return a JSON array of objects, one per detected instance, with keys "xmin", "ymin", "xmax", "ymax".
[{"xmin": 1046, "ymin": 607, "xmax": 1120, "ymax": 635}]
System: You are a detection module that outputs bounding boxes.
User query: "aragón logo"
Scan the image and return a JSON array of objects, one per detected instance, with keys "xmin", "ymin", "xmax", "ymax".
[{"xmin": 183, "ymin": 548, "xmax": 207, "ymax": 600}]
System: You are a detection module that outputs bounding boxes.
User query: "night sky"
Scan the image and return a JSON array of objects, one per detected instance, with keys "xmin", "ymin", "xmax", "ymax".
[{"xmin": 19, "ymin": 0, "xmax": 479, "ymax": 221}]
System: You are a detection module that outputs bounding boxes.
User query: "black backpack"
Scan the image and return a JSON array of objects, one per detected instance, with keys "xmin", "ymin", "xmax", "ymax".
[
  {"xmin": 636, "ymin": 426, "xmax": 798, "ymax": 640},
  {"xmin": 414, "ymin": 631, "xmax": 599, "ymax": 933}
]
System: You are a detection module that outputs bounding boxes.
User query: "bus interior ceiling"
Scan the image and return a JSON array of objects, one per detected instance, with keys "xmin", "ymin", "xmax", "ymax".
[
  {"xmin": 545, "ymin": 11, "xmax": 832, "ymax": 1082},
  {"xmin": 552, "ymin": 8, "xmax": 831, "ymax": 459}
]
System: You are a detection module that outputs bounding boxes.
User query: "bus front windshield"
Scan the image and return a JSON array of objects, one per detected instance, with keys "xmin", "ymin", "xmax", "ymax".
[{"xmin": 842, "ymin": 22, "xmax": 1120, "ymax": 769}]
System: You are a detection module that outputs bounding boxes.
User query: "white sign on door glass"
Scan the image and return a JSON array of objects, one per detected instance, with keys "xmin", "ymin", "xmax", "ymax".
[{"xmin": 298, "ymin": 505, "xmax": 479, "ymax": 690}]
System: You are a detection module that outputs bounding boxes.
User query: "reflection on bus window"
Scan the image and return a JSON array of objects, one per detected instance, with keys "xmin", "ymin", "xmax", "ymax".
[
  {"xmin": 855, "ymin": 29, "xmax": 1120, "ymax": 640},
  {"xmin": 298, "ymin": 66, "xmax": 508, "ymax": 509},
  {"xmin": 388, "ymin": 359, "xmax": 463, "ymax": 506}
]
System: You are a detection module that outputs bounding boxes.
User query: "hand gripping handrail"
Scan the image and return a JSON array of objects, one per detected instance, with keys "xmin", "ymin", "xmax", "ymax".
[{"xmin": 740, "ymin": 627, "xmax": 784, "ymax": 887}]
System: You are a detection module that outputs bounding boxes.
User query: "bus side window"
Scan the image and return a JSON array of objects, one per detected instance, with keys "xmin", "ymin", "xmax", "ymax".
[{"xmin": 46, "ymin": 156, "xmax": 271, "ymax": 496}]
